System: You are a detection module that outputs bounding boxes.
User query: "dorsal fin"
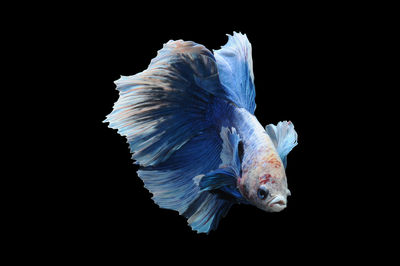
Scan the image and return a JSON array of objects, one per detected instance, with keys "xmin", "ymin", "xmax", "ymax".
[{"xmin": 213, "ymin": 32, "xmax": 256, "ymax": 114}]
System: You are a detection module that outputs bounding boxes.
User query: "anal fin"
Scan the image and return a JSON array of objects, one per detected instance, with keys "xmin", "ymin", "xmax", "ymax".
[{"xmin": 182, "ymin": 192, "xmax": 233, "ymax": 234}]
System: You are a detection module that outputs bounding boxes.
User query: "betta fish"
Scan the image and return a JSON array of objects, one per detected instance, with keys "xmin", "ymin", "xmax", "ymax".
[{"xmin": 104, "ymin": 32, "xmax": 298, "ymax": 233}]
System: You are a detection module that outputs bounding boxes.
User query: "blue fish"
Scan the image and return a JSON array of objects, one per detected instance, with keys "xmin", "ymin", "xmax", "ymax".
[{"xmin": 104, "ymin": 32, "xmax": 298, "ymax": 233}]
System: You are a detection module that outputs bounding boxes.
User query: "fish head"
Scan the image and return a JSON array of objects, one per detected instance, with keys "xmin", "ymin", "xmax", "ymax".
[{"xmin": 238, "ymin": 148, "xmax": 290, "ymax": 212}]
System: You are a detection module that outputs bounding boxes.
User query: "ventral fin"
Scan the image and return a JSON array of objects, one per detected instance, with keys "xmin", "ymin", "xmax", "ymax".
[
  {"xmin": 192, "ymin": 126, "xmax": 245, "ymax": 201},
  {"xmin": 196, "ymin": 167, "xmax": 237, "ymax": 192},
  {"xmin": 265, "ymin": 121, "xmax": 298, "ymax": 168}
]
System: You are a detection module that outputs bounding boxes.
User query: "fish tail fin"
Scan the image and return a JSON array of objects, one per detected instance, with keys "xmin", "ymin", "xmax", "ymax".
[
  {"xmin": 104, "ymin": 40, "xmax": 226, "ymax": 166},
  {"xmin": 105, "ymin": 40, "xmax": 238, "ymax": 233},
  {"xmin": 183, "ymin": 192, "xmax": 233, "ymax": 234}
]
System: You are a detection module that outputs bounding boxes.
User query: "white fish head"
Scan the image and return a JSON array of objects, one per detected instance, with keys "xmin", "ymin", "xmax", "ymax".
[{"xmin": 238, "ymin": 146, "xmax": 291, "ymax": 212}]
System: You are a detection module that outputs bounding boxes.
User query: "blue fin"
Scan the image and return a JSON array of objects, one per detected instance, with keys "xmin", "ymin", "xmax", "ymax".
[
  {"xmin": 219, "ymin": 127, "xmax": 241, "ymax": 174},
  {"xmin": 265, "ymin": 121, "xmax": 298, "ymax": 168},
  {"xmin": 194, "ymin": 126, "xmax": 244, "ymax": 198},
  {"xmin": 182, "ymin": 192, "xmax": 234, "ymax": 234},
  {"xmin": 105, "ymin": 40, "xmax": 227, "ymax": 167},
  {"xmin": 192, "ymin": 126, "xmax": 246, "ymax": 204},
  {"xmin": 105, "ymin": 39, "xmax": 246, "ymax": 233},
  {"xmin": 197, "ymin": 167, "xmax": 237, "ymax": 192},
  {"xmin": 137, "ymin": 128, "xmax": 223, "ymax": 215},
  {"xmin": 195, "ymin": 166, "xmax": 246, "ymax": 204},
  {"xmin": 213, "ymin": 32, "xmax": 256, "ymax": 114}
]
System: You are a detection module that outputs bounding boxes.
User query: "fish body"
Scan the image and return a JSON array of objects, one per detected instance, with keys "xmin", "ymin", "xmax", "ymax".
[
  {"xmin": 231, "ymin": 107, "xmax": 291, "ymax": 212},
  {"xmin": 105, "ymin": 33, "xmax": 298, "ymax": 233}
]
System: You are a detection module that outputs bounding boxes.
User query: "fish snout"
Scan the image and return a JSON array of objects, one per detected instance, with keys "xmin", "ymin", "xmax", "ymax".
[{"xmin": 268, "ymin": 195, "xmax": 287, "ymax": 212}]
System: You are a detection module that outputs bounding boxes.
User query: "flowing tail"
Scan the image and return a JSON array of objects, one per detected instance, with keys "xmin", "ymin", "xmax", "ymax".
[{"xmin": 104, "ymin": 33, "xmax": 256, "ymax": 233}]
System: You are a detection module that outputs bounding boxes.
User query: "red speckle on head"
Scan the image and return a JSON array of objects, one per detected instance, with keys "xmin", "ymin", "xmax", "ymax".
[
  {"xmin": 267, "ymin": 157, "xmax": 282, "ymax": 168},
  {"xmin": 259, "ymin": 174, "xmax": 272, "ymax": 185}
]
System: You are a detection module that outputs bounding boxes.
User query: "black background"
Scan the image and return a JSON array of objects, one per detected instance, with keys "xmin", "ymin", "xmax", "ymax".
[{"xmin": 41, "ymin": 5, "xmax": 388, "ymax": 262}]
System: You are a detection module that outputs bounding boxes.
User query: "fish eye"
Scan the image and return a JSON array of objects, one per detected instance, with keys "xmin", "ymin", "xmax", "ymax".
[{"xmin": 257, "ymin": 187, "xmax": 269, "ymax": 200}]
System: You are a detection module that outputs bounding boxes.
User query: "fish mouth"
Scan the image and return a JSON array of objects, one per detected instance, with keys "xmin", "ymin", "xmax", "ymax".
[{"xmin": 267, "ymin": 196, "xmax": 287, "ymax": 212}]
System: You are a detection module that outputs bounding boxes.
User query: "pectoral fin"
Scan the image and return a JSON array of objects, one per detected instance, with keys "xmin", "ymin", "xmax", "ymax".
[{"xmin": 265, "ymin": 121, "xmax": 298, "ymax": 168}]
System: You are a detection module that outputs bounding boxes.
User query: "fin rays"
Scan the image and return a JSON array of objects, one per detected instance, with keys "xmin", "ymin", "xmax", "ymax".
[
  {"xmin": 214, "ymin": 32, "xmax": 256, "ymax": 114},
  {"xmin": 265, "ymin": 121, "xmax": 298, "ymax": 168},
  {"xmin": 105, "ymin": 34, "xmax": 258, "ymax": 233}
]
